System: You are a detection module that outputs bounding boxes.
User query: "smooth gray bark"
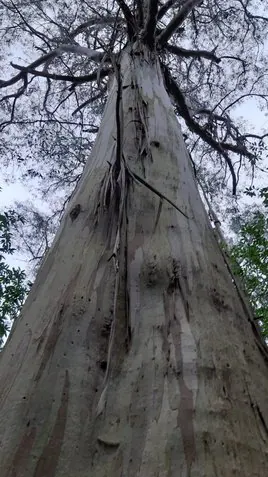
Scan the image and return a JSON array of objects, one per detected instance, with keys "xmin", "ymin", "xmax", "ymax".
[{"xmin": 0, "ymin": 45, "xmax": 268, "ymax": 477}]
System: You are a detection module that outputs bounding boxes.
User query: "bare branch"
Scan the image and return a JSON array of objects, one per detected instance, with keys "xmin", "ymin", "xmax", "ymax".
[
  {"xmin": 217, "ymin": 140, "xmax": 251, "ymax": 156},
  {"xmin": 69, "ymin": 15, "xmax": 125, "ymax": 40},
  {"xmin": 166, "ymin": 43, "xmax": 221, "ymax": 63},
  {"xmin": 221, "ymin": 55, "xmax": 247, "ymax": 67},
  {"xmin": 0, "ymin": 44, "xmax": 109, "ymax": 91},
  {"xmin": 179, "ymin": 102, "xmax": 258, "ymax": 163},
  {"xmin": 241, "ymin": 133, "xmax": 268, "ymax": 141},
  {"xmin": 3, "ymin": 119, "xmax": 98, "ymax": 130},
  {"xmin": 0, "ymin": 72, "xmax": 32, "ymax": 131},
  {"xmin": 42, "ymin": 44, "xmax": 107, "ymax": 71},
  {"xmin": 157, "ymin": 0, "xmax": 202, "ymax": 45},
  {"xmin": 8, "ymin": 63, "xmax": 111, "ymax": 85},
  {"xmin": 222, "ymin": 93, "xmax": 268, "ymax": 114},
  {"xmin": 236, "ymin": 0, "xmax": 268, "ymax": 23}
]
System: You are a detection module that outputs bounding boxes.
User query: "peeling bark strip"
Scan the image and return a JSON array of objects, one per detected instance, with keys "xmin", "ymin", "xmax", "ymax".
[{"xmin": 0, "ymin": 42, "xmax": 268, "ymax": 477}]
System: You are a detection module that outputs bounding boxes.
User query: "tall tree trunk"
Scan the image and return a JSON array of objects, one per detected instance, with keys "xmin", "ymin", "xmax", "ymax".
[{"xmin": 0, "ymin": 45, "xmax": 268, "ymax": 477}]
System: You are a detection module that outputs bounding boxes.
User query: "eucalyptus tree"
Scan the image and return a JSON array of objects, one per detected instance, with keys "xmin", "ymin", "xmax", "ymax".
[{"xmin": 0, "ymin": 1, "xmax": 268, "ymax": 476}]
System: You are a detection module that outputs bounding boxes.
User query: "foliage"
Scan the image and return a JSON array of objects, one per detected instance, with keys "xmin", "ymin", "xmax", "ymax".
[
  {"xmin": 0, "ymin": 205, "xmax": 30, "ymax": 346},
  {"xmin": 229, "ymin": 188, "xmax": 268, "ymax": 338}
]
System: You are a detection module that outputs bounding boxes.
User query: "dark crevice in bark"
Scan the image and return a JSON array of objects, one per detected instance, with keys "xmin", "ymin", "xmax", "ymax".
[
  {"xmin": 69, "ymin": 203, "xmax": 81, "ymax": 221},
  {"xmin": 256, "ymin": 404, "xmax": 268, "ymax": 438}
]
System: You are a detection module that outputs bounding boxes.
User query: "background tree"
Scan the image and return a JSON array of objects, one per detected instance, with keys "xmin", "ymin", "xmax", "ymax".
[
  {"xmin": 0, "ymin": 200, "xmax": 30, "ymax": 346},
  {"xmin": 0, "ymin": 1, "xmax": 268, "ymax": 476},
  {"xmin": 229, "ymin": 186, "xmax": 268, "ymax": 338}
]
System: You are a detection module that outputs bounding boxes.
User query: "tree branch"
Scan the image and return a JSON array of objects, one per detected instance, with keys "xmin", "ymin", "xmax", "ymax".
[
  {"xmin": 157, "ymin": 1, "xmax": 181, "ymax": 21},
  {"xmin": 222, "ymin": 93, "xmax": 268, "ymax": 114},
  {"xmin": 72, "ymin": 91, "xmax": 104, "ymax": 115},
  {"xmin": 166, "ymin": 43, "xmax": 221, "ymax": 63},
  {"xmin": 115, "ymin": 0, "xmax": 136, "ymax": 39},
  {"xmin": 162, "ymin": 65, "xmax": 239, "ymax": 194},
  {"xmin": 42, "ymin": 44, "xmax": 106, "ymax": 71},
  {"xmin": 8, "ymin": 63, "xmax": 111, "ymax": 85},
  {"xmin": 143, "ymin": 0, "xmax": 159, "ymax": 48},
  {"xmin": 135, "ymin": 0, "xmax": 144, "ymax": 27},
  {"xmin": 0, "ymin": 44, "xmax": 110, "ymax": 90},
  {"xmin": 69, "ymin": 15, "xmax": 124, "ymax": 40},
  {"xmin": 157, "ymin": 0, "xmax": 202, "ymax": 45},
  {"xmin": 242, "ymin": 133, "xmax": 268, "ymax": 141},
  {"xmin": 3, "ymin": 119, "xmax": 98, "ymax": 130},
  {"xmin": 9, "ymin": 0, "xmax": 52, "ymax": 49}
]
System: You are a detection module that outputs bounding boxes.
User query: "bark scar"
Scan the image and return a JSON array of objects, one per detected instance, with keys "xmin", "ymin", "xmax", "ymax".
[{"xmin": 69, "ymin": 204, "xmax": 81, "ymax": 221}]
